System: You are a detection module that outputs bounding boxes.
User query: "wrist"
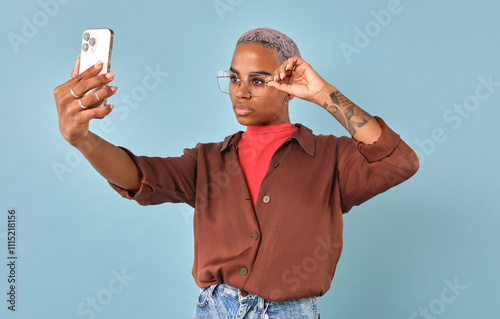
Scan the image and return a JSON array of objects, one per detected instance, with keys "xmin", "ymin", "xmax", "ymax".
[
  {"xmin": 315, "ymin": 83, "xmax": 337, "ymax": 107},
  {"xmin": 72, "ymin": 131, "xmax": 94, "ymax": 154}
]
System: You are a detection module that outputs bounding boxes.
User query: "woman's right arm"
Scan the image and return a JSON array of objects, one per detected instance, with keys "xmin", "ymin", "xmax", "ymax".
[{"xmin": 53, "ymin": 56, "xmax": 141, "ymax": 192}]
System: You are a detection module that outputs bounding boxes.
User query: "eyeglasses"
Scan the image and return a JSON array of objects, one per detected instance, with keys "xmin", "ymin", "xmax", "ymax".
[{"xmin": 216, "ymin": 71, "xmax": 268, "ymax": 97}]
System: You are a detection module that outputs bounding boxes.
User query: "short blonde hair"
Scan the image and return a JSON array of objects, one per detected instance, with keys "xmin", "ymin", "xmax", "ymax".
[{"xmin": 237, "ymin": 28, "xmax": 301, "ymax": 65}]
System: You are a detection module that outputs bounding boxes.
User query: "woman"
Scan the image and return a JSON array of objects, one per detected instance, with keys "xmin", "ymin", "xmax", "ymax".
[{"xmin": 54, "ymin": 28, "xmax": 419, "ymax": 318}]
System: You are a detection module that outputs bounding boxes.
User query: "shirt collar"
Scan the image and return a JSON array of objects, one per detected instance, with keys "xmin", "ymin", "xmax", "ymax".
[{"xmin": 220, "ymin": 123, "xmax": 315, "ymax": 156}]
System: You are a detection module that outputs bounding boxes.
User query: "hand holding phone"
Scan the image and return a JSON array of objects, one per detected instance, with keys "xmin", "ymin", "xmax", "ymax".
[{"xmin": 53, "ymin": 29, "xmax": 117, "ymax": 147}]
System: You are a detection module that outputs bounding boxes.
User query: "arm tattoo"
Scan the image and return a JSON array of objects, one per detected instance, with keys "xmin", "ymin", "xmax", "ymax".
[{"xmin": 323, "ymin": 90, "xmax": 373, "ymax": 136}]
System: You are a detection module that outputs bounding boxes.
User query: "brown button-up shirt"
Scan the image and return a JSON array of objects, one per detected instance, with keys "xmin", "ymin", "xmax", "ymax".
[{"xmin": 110, "ymin": 117, "xmax": 419, "ymax": 301}]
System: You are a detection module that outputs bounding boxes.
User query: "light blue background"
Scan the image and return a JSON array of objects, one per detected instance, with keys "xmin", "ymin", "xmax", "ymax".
[{"xmin": 1, "ymin": 0, "xmax": 499, "ymax": 318}]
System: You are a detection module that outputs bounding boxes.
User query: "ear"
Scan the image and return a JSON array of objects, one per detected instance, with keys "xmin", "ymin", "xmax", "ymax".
[{"xmin": 283, "ymin": 94, "xmax": 295, "ymax": 105}]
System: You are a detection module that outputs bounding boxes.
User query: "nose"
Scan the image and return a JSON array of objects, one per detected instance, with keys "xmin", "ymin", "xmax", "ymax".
[{"xmin": 235, "ymin": 79, "xmax": 251, "ymax": 98}]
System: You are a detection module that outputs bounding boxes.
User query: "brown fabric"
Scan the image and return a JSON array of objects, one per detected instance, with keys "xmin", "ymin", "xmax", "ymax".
[{"xmin": 109, "ymin": 117, "xmax": 419, "ymax": 301}]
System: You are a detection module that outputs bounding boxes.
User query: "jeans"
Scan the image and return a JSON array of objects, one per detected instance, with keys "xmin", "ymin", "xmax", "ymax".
[{"xmin": 193, "ymin": 283, "xmax": 321, "ymax": 319}]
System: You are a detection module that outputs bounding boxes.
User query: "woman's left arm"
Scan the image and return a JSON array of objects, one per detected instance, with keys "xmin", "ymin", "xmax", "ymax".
[{"xmin": 266, "ymin": 56, "xmax": 382, "ymax": 144}]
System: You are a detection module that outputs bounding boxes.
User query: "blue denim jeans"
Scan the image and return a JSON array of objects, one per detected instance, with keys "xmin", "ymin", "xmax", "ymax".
[{"xmin": 193, "ymin": 283, "xmax": 321, "ymax": 319}]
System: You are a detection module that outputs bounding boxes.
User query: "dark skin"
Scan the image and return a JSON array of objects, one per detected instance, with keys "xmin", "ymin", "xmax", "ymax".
[
  {"xmin": 228, "ymin": 43, "xmax": 381, "ymax": 142},
  {"xmin": 229, "ymin": 44, "xmax": 292, "ymax": 126},
  {"xmin": 53, "ymin": 57, "xmax": 141, "ymax": 191},
  {"xmin": 52, "ymin": 43, "xmax": 381, "ymax": 194},
  {"xmin": 264, "ymin": 51, "xmax": 382, "ymax": 144}
]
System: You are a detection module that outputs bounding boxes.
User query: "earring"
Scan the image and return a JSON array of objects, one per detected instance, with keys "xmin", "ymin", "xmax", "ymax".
[{"xmin": 283, "ymin": 97, "xmax": 289, "ymax": 104}]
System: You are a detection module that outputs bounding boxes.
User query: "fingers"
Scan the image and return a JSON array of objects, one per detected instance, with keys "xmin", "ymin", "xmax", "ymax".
[
  {"xmin": 78, "ymin": 85, "xmax": 118, "ymax": 110},
  {"xmin": 71, "ymin": 60, "xmax": 104, "ymax": 84},
  {"xmin": 82, "ymin": 104, "xmax": 115, "ymax": 121},
  {"xmin": 71, "ymin": 55, "xmax": 81, "ymax": 78},
  {"xmin": 264, "ymin": 56, "xmax": 302, "ymax": 95},
  {"xmin": 54, "ymin": 60, "xmax": 103, "ymax": 100},
  {"xmin": 267, "ymin": 80, "xmax": 293, "ymax": 95},
  {"xmin": 72, "ymin": 72, "xmax": 116, "ymax": 98},
  {"xmin": 267, "ymin": 56, "xmax": 303, "ymax": 83}
]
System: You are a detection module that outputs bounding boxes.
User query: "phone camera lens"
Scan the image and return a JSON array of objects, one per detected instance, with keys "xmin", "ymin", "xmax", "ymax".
[
  {"xmin": 83, "ymin": 32, "xmax": 90, "ymax": 41},
  {"xmin": 82, "ymin": 43, "xmax": 89, "ymax": 52},
  {"xmin": 89, "ymin": 38, "xmax": 96, "ymax": 46}
]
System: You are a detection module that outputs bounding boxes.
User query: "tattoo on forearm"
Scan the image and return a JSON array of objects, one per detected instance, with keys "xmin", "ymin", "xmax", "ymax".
[{"xmin": 323, "ymin": 90, "xmax": 373, "ymax": 136}]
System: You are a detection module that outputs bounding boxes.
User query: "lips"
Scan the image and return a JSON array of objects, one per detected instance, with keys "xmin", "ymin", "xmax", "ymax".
[{"xmin": 233, "ymin": 104, "xmax": 253, "ymax": 116}]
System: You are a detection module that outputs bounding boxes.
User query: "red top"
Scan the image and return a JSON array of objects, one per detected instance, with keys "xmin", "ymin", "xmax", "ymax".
[{"xmin": 237, "ymin": 123, "xmax": 298, "ymax": 206}]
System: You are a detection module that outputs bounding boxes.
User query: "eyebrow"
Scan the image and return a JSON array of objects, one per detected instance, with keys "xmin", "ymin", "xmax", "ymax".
[{"xmin": 230, "ymin": 67, "xmax": 271, "ymax": 76}]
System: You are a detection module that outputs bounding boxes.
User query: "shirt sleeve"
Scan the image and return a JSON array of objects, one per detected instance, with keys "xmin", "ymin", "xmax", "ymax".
[
  {"xmin": 337, "ymin": 116, "xmax": 419, "ymax": 213},
  {"xmin": 108, "ymin": 146, "xmax": 198, "ymax": 207}
]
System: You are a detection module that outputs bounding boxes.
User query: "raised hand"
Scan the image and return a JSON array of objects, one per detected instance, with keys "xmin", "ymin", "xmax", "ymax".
[
  {"xmin": 267, "ymin": 56, "xmax": 381, "ymax": 143},
  {"xmin": 265, "ymin": 56, "xmax": 335, "ymax": 106},
  {"xmin": 53, "ymin": 56, "xmax": 117, "ymax": 147}
]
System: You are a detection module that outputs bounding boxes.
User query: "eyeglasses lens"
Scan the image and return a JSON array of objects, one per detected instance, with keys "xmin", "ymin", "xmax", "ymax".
[{"xmin": 217, "ymin": 72, "xmax": 266, "ymax": 97}]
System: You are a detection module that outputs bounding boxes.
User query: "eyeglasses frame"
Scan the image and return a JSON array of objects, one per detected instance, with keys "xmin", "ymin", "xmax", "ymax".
[{"xmin": 216, "ymin": 71, "xmax": 269, "ymax": 97}]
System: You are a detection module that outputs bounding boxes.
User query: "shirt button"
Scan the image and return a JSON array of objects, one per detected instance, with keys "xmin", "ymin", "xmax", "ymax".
[
  {"xmin": 240, "ymin": 267, "xmax": 248, "ymax": 276},
  {"xmin": 253, "ymin": 232, "xmax": 259, "ymax": 240},
  {"xmin": 263, "ymin": 195, "xmax": 271, "ymax": 204},
  {"xmin": 273, "ymin": 162, "xmax": 279, "ymax": 168}
]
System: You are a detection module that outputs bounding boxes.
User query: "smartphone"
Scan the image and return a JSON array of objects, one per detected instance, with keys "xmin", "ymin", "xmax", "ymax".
[{"xmin": 79, "ymin": 28, "xmax": 114, "ymax": 108}]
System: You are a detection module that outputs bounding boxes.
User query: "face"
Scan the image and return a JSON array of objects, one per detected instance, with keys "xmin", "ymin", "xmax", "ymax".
[{"xmin": 229, "ymin": 43, "xmax": 290, "ymax": 126}]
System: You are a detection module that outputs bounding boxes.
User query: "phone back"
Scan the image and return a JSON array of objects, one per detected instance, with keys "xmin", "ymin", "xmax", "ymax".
[
  {"xmin": 79, "ymin": 28, "xmax": 114, "ymax": 75},
  {"xmin": 78, "ymin": 28, "xmax": 114, "ymax": 109}
]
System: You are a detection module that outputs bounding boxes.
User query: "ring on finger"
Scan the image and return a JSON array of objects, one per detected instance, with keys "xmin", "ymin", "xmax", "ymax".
[
  {"xmin": 79, "ymin": 99, "xmax": 87, "ymax": 109},
  {"xmin": 70, "ymin": 88, "xmax": 82, "ymax": 98},
  {"xmin": 95, "ymin": 92, "xmax": 100, "ymax": 102}
]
